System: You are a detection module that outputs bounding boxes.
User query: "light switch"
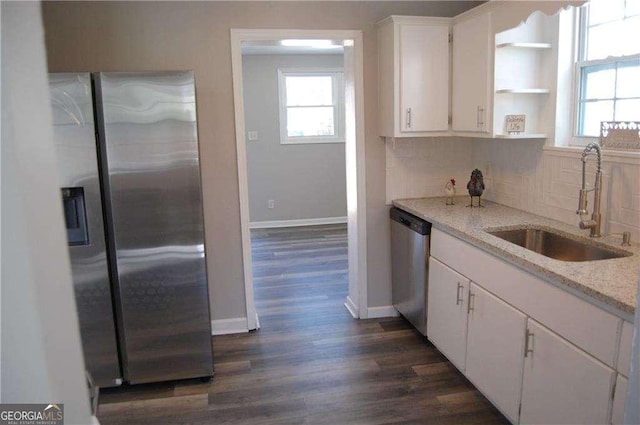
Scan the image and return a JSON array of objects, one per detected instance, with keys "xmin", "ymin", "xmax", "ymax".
[{"xmin": 248, "ymin": 131, "xmax": 258, "ymax": 141}]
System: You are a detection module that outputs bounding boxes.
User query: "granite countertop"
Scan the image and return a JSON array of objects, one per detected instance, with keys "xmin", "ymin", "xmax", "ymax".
[{"xmin": 392, "ymin": 197, "xmax": 640, "ymax": 317}]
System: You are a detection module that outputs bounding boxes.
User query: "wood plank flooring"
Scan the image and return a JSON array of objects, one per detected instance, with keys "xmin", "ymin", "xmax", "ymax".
[{"xmin": 98, "ymin": 224, "xmax": 508, "ymax": 424}]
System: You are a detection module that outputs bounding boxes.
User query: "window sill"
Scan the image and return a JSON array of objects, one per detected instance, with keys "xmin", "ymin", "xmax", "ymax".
[
  {"xmin": 281, "ymin": 138, "xmax": 345, "ymax": 145},
  {"xmin": 544, "ymin": 145, "xmax": 640, "ymax": 164}
]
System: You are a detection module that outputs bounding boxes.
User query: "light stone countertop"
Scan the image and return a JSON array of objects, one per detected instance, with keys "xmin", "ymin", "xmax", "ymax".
[{"xmin": 392, "ymin": 197, "xmax": 640, "ymax": 318}]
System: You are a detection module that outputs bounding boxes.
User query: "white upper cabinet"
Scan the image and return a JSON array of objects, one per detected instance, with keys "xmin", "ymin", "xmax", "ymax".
[
  {"xmin": 378, "ymin": 16, "xmax": 450, "ymax": 138},
  {"xmin": 378, "ymin": 2, "xmax": 581, "ymax": 140},
  {"xmin": 451, "ymin": 12, "xmax": 492, "ymax": 134}
]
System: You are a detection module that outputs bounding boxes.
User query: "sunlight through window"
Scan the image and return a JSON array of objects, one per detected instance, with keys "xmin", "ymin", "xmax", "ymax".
[
  {"xmin": 576, "ymin": 0, "xmax": 640, "ymax": 136},
  {"xmin": 278, "ymin": 69, "xmax": 345, "ymax": 144}
]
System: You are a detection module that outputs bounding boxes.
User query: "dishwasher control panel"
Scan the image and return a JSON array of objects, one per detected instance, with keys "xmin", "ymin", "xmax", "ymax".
[{"xmin": 390, "ymin": 207, "xmax": 431, "ymax": 235}]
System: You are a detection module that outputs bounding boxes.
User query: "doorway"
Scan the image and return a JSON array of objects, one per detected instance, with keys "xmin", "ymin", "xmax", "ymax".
[{"xmin": 230, "ymin": 30, "xmax": 367, "ymax": 330}]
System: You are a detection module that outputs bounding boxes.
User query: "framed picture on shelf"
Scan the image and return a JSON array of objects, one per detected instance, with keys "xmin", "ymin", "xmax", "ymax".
[{"xmin": 504, "ymin": 114, "xmax": 525, "ymax": 135}]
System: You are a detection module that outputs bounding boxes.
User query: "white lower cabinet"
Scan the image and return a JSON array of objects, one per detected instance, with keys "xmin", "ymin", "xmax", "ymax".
[
  {"xmin": 612, "ymin": 374, "xmax": 628, "ymax": 425},
  {"xmin": 427, "ymin": 257, "xmax": 469, "ymax": 371},
  {"xmin": 466, "ymin": 283, "xmax": 527, "ymax": 423},
  {"xmin": 519, "ymin": 319, "xmax": 615, "ymax": 425},
  {"xmin": 427, "ymin": 228, "xmax": 627, "ymax": 424}
]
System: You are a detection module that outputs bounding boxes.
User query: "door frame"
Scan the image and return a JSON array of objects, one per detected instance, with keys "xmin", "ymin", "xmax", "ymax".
[{"xmin": 230, "ymin": 28, "xmax": 368, "ymax": 329}]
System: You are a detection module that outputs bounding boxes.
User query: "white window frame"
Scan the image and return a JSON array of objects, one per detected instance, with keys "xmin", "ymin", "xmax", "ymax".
[
  {"xmin": 277, "ymin": 68, "xmax": 345, "ymax": 145},
  {"xmin": 572, "ymin": 2, "xmax": 640, "ymax": 142}
]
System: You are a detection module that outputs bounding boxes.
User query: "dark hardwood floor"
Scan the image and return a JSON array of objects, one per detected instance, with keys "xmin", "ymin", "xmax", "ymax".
[{"xmin": 98, "ymin": 224, "xmax": 508, "ymax": 424}]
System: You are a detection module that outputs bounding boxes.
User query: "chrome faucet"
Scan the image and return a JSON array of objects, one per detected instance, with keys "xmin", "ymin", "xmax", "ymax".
[{"xmin": 576, "ymin": 142, "xmax": 603, "ymax": 237}]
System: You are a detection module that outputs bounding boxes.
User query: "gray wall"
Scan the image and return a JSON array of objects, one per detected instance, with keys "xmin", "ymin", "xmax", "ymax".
[
  {"xmin": 244, "ymin": 54, "xmax": 347, "ymax": 223},
  {"xmin": 41, "ymin": 1, "xmax": 482, "ymax": 320},
  {"xmin": 1, "ymin": 2, "xmax": 92, "ymax": 422}
]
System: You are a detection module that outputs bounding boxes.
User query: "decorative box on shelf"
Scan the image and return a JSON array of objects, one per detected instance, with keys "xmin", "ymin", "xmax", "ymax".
[{"xmin": 600, "ymin": 122, "xmax": 640, "ymax": 152}]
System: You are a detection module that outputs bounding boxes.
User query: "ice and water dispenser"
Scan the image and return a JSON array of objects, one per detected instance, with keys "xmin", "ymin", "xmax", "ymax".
[{"xmin": 62, "ymin": 187, "xmax": 89, "ymax": 246}]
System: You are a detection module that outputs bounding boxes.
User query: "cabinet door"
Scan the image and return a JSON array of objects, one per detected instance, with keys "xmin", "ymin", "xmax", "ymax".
[
  {"xmin": 520, "ymin": 320, "xmax": 615, "ymax": 425},
  {"xmin": 399, "ymin": 23, "xmax": 449, "ymax": 133},
  {"xmin": 427, "ymin": 257, "xmax": 469, "ymax": 371},
  {"xmin": 466, "ymin": 283, "xmax": 527, "ymax": 423},
  {"xmin": 451, "ymin": 12, "xmax": 491, "ymax": 133},
  {"xmin": 612, "ymin": 374, "xmax": 628, "ymax": 425}
]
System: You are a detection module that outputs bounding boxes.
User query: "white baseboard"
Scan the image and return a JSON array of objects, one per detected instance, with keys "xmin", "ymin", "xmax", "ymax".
[
  {"xmin": 344, "ymin": 295, "xmax": 359, "ymax": 318},
  {"xmin": 210, "ymin": 317, "xmax": 249, "ymax": 335},
  {"xmin": 250, "ymin": 216, "xmax": 347, "ymax": 229},
  {"xmin": 367, "ymin": 305, "xmax": 400, "ymax": 319}
]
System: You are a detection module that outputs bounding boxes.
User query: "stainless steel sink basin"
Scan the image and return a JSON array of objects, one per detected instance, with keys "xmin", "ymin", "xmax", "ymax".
[{"xmin": 486, "ymin": 227, "xmax": 632, "ymax": 262}]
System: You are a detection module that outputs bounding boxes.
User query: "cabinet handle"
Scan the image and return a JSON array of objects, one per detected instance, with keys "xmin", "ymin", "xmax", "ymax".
[
  {"xmin": 455, "ymin": 282, "xmax": 463, "ymax": 305},
  {"xmin": 479, "ymin": 107, "xmax": 485, "ymax": 128},
  {"xmin": 406, "ymin": 108, "xmax": 412, "ymax": 128},
  {"xmin": 467, "ymin": 292, "xmax": 475, "ymax": 313},
  {"xmin": 524, "ymin": 329, "xmax": 534, "ymax": 357},
  {"xmin": 476, "ymin": 106, "xmax": 481, "ymax": 129}
]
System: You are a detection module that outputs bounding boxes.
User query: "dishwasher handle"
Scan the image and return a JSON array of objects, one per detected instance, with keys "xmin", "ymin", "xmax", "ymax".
[
  {"xmin": 399, "ymin": 216, "xmax": 411, "ymax": 227},
  {"xmin": 390, "ymin": 207, "xmax": 431, "ymax": 235}
]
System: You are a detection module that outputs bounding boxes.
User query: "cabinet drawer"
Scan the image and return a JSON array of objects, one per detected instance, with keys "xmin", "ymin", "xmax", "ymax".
[{"xmin": 431, "ymin": 228, "xmax": 620, "ymax": 367}]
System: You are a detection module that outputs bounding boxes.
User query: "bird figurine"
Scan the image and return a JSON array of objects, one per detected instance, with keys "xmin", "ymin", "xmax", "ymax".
[
  {"xmin": 444, "ymin": 178, "xmax": 456, "ymax": 205},
  {"xmin": 466, "ymin": 169, "xmax": 485, "ymax": 208}
]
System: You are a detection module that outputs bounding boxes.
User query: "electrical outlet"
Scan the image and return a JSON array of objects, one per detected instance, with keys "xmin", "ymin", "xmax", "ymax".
[
  {"xmin": 248, "ymin": 131, "xmax": 258, "ymax": 141},
  {"xmin": 268, "ymin": 200, "xmax": 275, "ymax": 209}
]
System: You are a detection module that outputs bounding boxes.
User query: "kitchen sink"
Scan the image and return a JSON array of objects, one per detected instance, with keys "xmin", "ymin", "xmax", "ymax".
[{"xmin": 486, "ymin": 227, "xmax": 632, "ymax": 262}]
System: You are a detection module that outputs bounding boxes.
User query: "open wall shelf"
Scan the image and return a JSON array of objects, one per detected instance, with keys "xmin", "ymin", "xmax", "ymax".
[
  {"xmin": 494, "ymin": 133, "xmax": 548, "ymax": 139},
  {"xmin": 496, "ymin": 88, "xmax": 550, "ymax": 94},
  {"xmin": 496, "ymin": 42, "xmax": 552, "ymax": 49},
  {"xmin": 492, "ymin": 11, "xmax": 557, "ymax": 141}
]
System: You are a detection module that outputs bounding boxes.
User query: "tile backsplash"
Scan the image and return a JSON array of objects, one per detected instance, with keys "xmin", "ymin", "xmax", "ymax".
[
  {"xmin": 386, "ymin": 137, "xmax": 640, "ymax": 242},
  {"xmin": 385, "ymin": 137, "xmax": 474, "ymax": 203}
]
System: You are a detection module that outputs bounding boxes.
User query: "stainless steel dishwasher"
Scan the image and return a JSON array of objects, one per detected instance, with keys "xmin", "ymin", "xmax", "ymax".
[{"xmin": 390, "ymin": 207, "xmax": 431, "ymax": 336}]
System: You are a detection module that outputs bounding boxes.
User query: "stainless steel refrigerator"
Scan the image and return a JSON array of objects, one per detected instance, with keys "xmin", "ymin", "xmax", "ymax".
[{"xmin": 50, "ymin": 72, "xmax": 214, "ymax": 387}]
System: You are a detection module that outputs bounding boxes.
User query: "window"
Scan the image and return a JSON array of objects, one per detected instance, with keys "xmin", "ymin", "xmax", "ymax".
[
  {"xmin": 575, "ymin": 0, "xmax": 640, "ymax": 137},
  {"xmin": 278, "ymin": 68, "xmax": 344, "ymax": 144}
]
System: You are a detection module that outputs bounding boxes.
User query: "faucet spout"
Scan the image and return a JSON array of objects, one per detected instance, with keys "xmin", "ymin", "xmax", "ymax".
[{"xmin": 577, "ymin": 142, "xmax": 603, "ymax": 237}]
